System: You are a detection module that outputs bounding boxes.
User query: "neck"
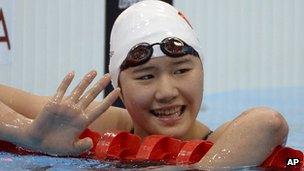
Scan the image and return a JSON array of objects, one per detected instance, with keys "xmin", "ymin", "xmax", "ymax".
[{"xmin": 132, "ymin": 120, "xmax": 204, "ymax": 140}]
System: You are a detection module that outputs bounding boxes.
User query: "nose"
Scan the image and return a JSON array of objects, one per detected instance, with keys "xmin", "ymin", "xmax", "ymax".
[{"xmin": 155, "ymin": 75, "xmax": 179, "ymax": 103}]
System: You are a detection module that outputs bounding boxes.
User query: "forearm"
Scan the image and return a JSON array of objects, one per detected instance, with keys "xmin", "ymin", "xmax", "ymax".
[
  {"xmin": 0, "ymin": 84, "xmax": 130, "ymax": 132},
  {"xmin": 0, "ymin": 100, "xmax": 33, "ymax": 144},
  {"xmin": 0, "ymin": 84, "xmax": 48, "ymax": 119},
  {"xmin": 197, "ymin": 107, "xmax": 288, "ymax": 169}
]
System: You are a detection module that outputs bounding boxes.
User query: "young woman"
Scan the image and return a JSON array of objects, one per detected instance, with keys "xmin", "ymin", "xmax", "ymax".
[{"xmin": 0, "ymin": 0, "xmax": 288, "ymax": 169}]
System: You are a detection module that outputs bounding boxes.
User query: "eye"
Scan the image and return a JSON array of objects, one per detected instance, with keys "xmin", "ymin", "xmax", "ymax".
[
  {"xmin": 174, "ymin": 68, "xmax": 190, "ymax": 74},
  {"xmin": 136, "ymin": 74, "xmax": 154, "ymax": 80}
]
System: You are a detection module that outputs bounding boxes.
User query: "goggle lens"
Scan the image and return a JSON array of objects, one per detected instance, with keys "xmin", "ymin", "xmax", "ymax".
[
  {"xmin": 120, "ymin": 37, "xmax": 199, "ymax": 70},
  {"xmin": 162, "ymin": 38, "xmax": 185, "ymax": 56}
]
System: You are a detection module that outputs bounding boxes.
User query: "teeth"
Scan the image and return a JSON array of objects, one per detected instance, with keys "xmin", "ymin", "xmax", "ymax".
[{"xmin": 153, "ymin": 106, "xmax": 182, "ymax": 116}]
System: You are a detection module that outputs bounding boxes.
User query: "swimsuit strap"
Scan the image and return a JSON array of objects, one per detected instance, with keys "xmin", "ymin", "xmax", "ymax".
[
  {"xmin": 130, "ymin": 127, "xmax": 134, "ymax": 134},
  {"xmin": 130, "ymin": 127, "xmax": 213, "ymax": 140},
  {"xmin": 203, "ymin": 130, "xmax": 213, "ymax": 140}
]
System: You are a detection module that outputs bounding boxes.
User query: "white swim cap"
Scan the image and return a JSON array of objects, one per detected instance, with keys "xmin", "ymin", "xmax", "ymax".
[{"xmin": 109, "ymin": 0, "xmax": 202, "ymax": 88}]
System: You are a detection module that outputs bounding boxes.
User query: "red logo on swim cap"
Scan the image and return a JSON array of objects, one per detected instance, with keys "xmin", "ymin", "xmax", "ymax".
[{"xmin": 178, "ymin": 11, "xmax": 193, "ymax": 29}]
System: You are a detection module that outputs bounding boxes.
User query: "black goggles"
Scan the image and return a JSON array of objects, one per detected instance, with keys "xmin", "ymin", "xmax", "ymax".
[{"xmin": 120, "ymin": 37, "xmax": 200, "ymax": 71}]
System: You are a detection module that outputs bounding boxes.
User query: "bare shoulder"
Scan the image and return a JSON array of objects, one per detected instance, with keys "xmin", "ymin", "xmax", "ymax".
[
  {"xmin": 207, "ymin": 121, "xmax": 232, "ymax": 143},
  {"xmin": 88, "ymin": 105, "xmax": 133, "ymax": 133}
]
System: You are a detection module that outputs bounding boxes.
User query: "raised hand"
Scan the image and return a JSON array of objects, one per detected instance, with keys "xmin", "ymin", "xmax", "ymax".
[{"xmin": 22, "ymin": 71, "xmax": 120, "ymax": 156}]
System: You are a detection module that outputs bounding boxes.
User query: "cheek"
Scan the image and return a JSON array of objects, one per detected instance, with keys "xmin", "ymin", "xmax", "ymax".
[
  {"xmin": 122, "ymin": 85, "xmax": 154, "ymax": 112},
  {"xmin": 180, "ymin": 70, "xmax": 203, "ymax": 108},
  {"xmin": 123, "ymin": 87, "xmax": 155, "ymax": 123}
]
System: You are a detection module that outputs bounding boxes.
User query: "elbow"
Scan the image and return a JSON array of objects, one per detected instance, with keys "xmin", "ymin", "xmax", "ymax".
[{"xmin": 250, "ymin": 107, "xmax": 289, "ymax": 145}]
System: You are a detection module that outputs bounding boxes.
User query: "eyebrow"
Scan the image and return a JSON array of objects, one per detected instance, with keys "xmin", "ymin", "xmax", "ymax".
[
  {"xmin": 172, "ymin": 58, "xmax": 194, "ymax": 65},
  {"xmin": 132, "ymin": 66, "xmax": 156, "ymax": 73},
  {"xmin": 131, "ymin": 58, "xmax": 194, "ymax": 73}
]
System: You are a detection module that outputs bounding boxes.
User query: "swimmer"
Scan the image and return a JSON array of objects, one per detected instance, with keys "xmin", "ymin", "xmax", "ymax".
[{"xmin": 0, "ymin": 0, "xmax": 288, "ymax": 169}]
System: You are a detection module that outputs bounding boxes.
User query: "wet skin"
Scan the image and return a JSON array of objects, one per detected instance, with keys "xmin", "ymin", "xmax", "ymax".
[
  {"xmin": 0, "ymin": 59, "xmax": 288, "ymax": 168},
  {"xmin": 0, "ymin": 71, "xmax": 121, "ymax": 156}
]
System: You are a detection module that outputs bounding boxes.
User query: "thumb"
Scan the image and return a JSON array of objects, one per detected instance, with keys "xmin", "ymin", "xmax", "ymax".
[{"xmin": 73, "ymin": 137, "xmax": 93, "ymax": 155}]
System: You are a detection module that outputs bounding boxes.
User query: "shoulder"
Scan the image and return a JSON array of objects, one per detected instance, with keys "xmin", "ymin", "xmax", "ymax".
[
  {"xmin": 110, "ymin": 106, "xmax": 133, "ymax": 131},
  {"xmin": 88, "ymin": 105, "xmax": 133, "ymax": 132},
  {"xmin": 194, "ymin": 120, "xmax": 212, "ymax": 140}
]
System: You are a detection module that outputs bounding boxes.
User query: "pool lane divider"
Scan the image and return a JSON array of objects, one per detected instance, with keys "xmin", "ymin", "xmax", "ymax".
[
  {"xmin": 0, "ymin": 128, "xmax": 303, "ymax": 169},
  {"xmin": 79, "ymin": 129, "xmax": 212, "ymax": 164}
]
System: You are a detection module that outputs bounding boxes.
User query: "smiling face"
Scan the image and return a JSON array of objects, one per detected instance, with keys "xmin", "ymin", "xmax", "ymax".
[{"xmin": 118, "ymin": 55, "xmax": 204, "ymax": 139}]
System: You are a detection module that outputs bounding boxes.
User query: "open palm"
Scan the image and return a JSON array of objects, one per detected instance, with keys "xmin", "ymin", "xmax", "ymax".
[{"xmin": 24, "ymin": 71, "xmax": 120, "ymax": 156}]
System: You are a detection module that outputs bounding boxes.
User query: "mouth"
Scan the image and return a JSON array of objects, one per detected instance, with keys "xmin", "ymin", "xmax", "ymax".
[{"xmin": 150, "ymin": 105, "xmax": 186, "ymax": 118}]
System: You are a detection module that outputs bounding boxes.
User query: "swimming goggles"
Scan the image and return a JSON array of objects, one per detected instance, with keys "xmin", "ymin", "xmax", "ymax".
[{"xmin": 120, "ymin": 37, "xmax": 200, "ymax": 70}]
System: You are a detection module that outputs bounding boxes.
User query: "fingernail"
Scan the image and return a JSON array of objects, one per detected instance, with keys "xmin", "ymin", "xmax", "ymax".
[
  {"xmin": 87, "ymin": 70, "xmax": 97, "ymax": 78},
  {"xmin": 68, "ymin": 71, "xmax": 75, "ymax": 77},
  {"xmin": 91, "ymin": 70, "xmax": 97, "ymax": 77},
  {"xmin": 103, "ymin": 73, "xmax": 111, "ymax": 79}
]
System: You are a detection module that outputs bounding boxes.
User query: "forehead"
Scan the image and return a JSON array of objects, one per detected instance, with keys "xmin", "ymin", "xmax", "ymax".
[{"xmin": 128, "ymin": 55, "xmax": 200, "ymax": 73}]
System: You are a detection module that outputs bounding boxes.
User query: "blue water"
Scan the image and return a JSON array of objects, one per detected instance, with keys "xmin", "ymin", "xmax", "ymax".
[
  {"xmin": 199, "ymin": 87, "xmax": 304, "ymax": 151},
  {"xmin": 0, "ymin": 152, "xmax": 269, "ymax": 170},
  {"xmin": 0, "ymin": 87, "xmax": 303, "ymax": 170}
]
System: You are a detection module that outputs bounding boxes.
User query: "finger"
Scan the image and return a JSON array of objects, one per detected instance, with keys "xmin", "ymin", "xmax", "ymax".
[
  {"xmin": 73, "ymin": 137, "xmax": 93, "ymax": 155},
  {"xmin": 85, "ymin": 88, "xmax": 120, "ymax": 124},
  {"xmin": 77, "ymin": 73, "xmax": 111, "ymax": 109},
  {"xmin": 51, "ymin": 71, "xmax": 75, "ymax": 103},
  {"xmin": 67, "ymin": 70, "xmax": 97, "ymax": 103}
]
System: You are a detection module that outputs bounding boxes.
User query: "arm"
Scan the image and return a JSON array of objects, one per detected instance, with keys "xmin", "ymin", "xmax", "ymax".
[
  {"xmin": 0, "ymin": 84, "xmax": 47, "ymax": 119},
  {"xmin": 0, "ymin": 100, "xmax": 32, "ymax": 145},
  {"xmin": 0, "ymin": 71, "xmax": 131, "ymax": 156},
  {"xmin": 206, "ymin": 121, "xmax": 231, "ymax": 143},
  {"xmin": 197, "ymin": 107, "xmax": 289, "ymax": 169}
]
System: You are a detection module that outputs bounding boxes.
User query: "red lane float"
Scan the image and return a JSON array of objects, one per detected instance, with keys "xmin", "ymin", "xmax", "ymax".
[
  {"xmin": 0, "ymin": 140, "xmax": 32, "ymax": 155},
  {"xmin": 94, "ymin": 131, "xmax": 141, "ymax": 160},
  {"xmin": 175, "ymin": 140, "xmax": 213, "ymax": 164},
  {"xmin": 79, "ymin": 129, "xmax": 304, "ymax": 169},
  {"xmin": 0, "ymin": 140, "xmax": 40, "ymax": 155},
  {"xmin": 261, "ymin": 145, "xmax": 303, "ymax": 169},
  {"xmin": 136, "ymin": 135, "xmax": 184, "ymax": 163},
  {"xmin": 1, "ymin": 128, "xmax": 303, "ymax": 170}
]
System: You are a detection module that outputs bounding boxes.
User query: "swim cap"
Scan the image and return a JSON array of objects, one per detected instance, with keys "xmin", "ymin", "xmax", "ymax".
[{"xmin": 109, "ymin": 0, "xmax": 202, "ymax": 88}]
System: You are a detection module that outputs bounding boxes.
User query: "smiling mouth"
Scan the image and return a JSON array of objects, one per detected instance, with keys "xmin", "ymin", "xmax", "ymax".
[{"xmin": 150, "ymin": 105, "xmax": 186, "ymax": 118}]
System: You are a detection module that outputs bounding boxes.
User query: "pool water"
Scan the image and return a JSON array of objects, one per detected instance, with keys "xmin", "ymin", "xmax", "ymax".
[
  {"xmin": 0, "ymin": 87, "xmax": 303, "ymax": 170},
  {"xmin": 200, "ymin": 87, "xmax": 304, "ymax": 151},
  {"xmin": 0, "ymin": 152, "xmax": 276, "ymax": 170}
]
